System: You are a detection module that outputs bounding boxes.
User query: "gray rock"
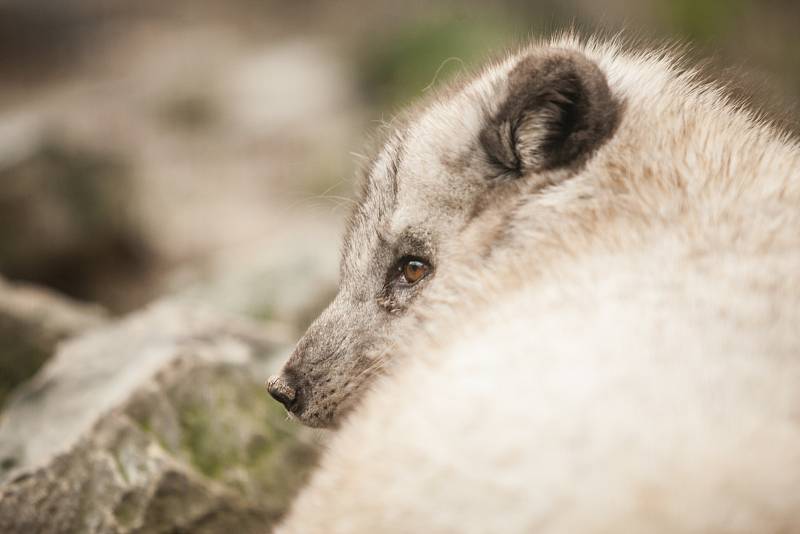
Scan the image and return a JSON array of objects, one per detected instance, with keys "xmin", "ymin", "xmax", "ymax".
[
  {"xmin": 0, "ymin": 302, "xmax": 318, "ymax": 533},
  {"xmin": 0, "ymin": 28, "xmax": 358, "ymax": 315},
  {"xmin": 0, "ymin": 139, "xmax": 154, "ymax": 311},
  {"xmin": 168, "ymin": 221, "xmax": 342, "ymax": 331},
  {"xmin": 0, "ymin": 277, "xmax": 106, "ymax": 409}
]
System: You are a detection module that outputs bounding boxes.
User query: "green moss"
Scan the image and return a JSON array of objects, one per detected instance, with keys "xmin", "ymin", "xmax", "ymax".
[
  {"xmin": 167, "ymin": 365, "xmax": 317, "ymax": 517},
  {"xmin": 180, "ymin": 404, "xmax": 244, "ymax": 479},
  {"xmin": 122, "ymin": 361, "xmax": 318, "ymax": 522},
  {"xmin": 126, "ymin": 404, "xmax": 175, "ymax": 457},
  {"xmin": 241, "ymin": 405, "xmax": 318, "ymax": 512}
]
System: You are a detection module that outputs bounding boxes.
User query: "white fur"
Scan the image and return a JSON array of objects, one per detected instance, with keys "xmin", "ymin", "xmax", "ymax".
[{"xmin": 277, "ymin": 35, "xmax": 800, "ymax": 533}]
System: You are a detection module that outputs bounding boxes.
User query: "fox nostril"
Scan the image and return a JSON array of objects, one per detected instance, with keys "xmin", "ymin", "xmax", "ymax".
[{"xmin": 267, "ymin": 375, "xmax": 297, "ymax": 409}]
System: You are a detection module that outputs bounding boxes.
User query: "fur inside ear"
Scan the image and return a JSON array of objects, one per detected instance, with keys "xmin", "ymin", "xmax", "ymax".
[{"xmin": 480, "ymin": 49, "xmax": 619, "ymax": 174}]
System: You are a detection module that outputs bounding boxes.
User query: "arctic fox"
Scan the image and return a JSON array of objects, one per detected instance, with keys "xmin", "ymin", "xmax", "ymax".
[
  {"xmin": 267, "ymin": 39, "xmax": 619, "ymax": 428},
  {"xmin": 276, "ymin": 34, "xmax": 800, "ymax": 533}
]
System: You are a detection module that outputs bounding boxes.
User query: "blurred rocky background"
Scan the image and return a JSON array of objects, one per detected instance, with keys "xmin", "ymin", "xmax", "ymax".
[{"xmin": 0, "ymin": 0, "xmax": 797, "ymax": 532}]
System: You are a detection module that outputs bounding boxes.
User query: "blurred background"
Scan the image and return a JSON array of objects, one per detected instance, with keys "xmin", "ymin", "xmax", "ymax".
[
  {"xmin": 1, "ymin": 0, "xmax": 798, "ymax": 320},
  {"xmin": 0, "ymin": 1, "xmax": 798, "ymax": 531}
]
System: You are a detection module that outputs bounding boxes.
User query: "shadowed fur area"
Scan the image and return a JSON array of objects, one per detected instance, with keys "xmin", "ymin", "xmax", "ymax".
[
  {"xmin": 480, "ymin": 48, "xmax": 619, "ymax": 173},
  {"xmin": 275, "ymin": 33, "xmax": 800, "ymax": 533}
]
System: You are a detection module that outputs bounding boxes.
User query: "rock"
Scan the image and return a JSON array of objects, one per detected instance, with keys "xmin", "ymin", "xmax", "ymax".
[
  {"xmin": 0, "ymin": 138, "xmax": 155, "ymax": 311},
  {"xmin": 168, "ymin": 218, "xmax": 342, "ymax": 331},
  {"xmin": 0, "ymin": 302, "xmax": 319, "ymax": 533},
  {"xmin": 0, "ymin": 277, "xmax": 106, "ymax": 409},
  {"xmin": 0, "ymin": 31, "xmax": 357, "ymax": 314}
]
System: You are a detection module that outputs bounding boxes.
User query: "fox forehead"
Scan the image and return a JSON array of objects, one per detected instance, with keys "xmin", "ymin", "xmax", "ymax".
[{"xmin": 339, "ymin": 64, "xmax": 515, "ymax": 281}]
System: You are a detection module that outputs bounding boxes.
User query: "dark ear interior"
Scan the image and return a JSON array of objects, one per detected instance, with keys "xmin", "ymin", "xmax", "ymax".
[{"xmin": 480, "ymin": 49, "xmax": 619, "ymax": 174}]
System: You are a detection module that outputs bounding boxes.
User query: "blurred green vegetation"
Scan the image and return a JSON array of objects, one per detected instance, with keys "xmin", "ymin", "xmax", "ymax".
[
  {"xmin": 661, "ymin": 0, "xmax": 747, "ymax": 40},
  {"xmin": 357, "ymin": 16, "xmax": 516, "ymax": 111},
  {"xmin": 352, "ymin": 0, "xmax": 798, "ymax": 131}
]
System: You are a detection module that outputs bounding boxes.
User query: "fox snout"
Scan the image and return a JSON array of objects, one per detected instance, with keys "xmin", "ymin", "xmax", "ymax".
[{"xmin": 266, "ymin": 292, "xmax": 391, "ymax": 427}]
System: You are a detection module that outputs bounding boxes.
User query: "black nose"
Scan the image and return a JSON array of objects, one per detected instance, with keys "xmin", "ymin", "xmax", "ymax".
[{"xmin": 267, "ymin": 374, "xmax": 297, "ymax": 410}]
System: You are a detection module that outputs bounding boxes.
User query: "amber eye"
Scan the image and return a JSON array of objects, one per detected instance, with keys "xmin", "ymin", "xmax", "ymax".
[{"xmin": 400, "ymin": 258, "xmax": 430, "ymax": 285}]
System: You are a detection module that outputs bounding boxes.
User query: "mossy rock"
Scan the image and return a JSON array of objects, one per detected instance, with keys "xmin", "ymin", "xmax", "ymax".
[
  {"xmin": 0, "ymin": 277, "xmax": 105, "ymax": 409},
  {"xmin": 0, "ymin": 302, "xmax": 319, "ymax": 533}
]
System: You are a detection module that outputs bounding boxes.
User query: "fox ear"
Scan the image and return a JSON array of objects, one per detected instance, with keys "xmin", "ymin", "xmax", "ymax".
[{"xmin": 480, "ymin": 49, "xmax": 618, "ymax": 174}]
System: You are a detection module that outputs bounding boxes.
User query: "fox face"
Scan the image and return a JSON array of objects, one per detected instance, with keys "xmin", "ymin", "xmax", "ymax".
[{"xmin": 267, "ymin": 47, "xmax": 619, "ymax": 428}]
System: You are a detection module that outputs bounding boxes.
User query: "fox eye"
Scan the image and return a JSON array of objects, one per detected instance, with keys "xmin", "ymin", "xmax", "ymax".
[{"xmin": 399, "ymin": 258, "xmax": 431, "ymax": 285}]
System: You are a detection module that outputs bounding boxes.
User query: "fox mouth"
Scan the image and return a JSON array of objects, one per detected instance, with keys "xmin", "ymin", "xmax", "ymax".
[
  {"xmin": 290, "ymin": 382, "xmax": 367, "ymax": 429},
  {"xmin": 284, "ymin": 382, "xmax": 340, "ymax": 429},
  {"xmin": 290, "ymin": 406, "xmax": 330, "ymax": 428}
]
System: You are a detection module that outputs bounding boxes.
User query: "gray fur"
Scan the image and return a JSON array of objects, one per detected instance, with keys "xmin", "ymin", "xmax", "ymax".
[
  {"xmin": 276, "ymin": 34, "xmax": 800, "ymax": 533},
  {"xmin": 480, "ymin": 49, "xmax": 620, "ymax": 173},
  {"xmin": 268, "ymin": 45, "xmax": 623, "ymax": 428}
]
